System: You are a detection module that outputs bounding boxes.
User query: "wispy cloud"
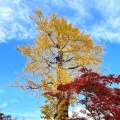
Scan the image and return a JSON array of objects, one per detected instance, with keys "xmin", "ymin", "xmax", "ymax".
[
  {"xmin": 0, "ymin": 0, "xmax": 120, "ymax": 43},
  {"xmin": 86, "ymin": 0, "xmax": 120, "ymax": 42},
  {"xmin": 0, "ymin": 0, "xmax": 36, "ymax": 43},
  {"xmin": 65, "ymin": 0, "xmax": 120, "ymax": 42}
]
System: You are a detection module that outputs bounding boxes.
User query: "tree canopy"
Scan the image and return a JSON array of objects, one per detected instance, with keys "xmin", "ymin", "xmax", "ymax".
[
  {"xmin": 47, "ymin": 67, "xmax": 120, "ymax": 120},
  {"xmin": 15, "ymin": 9, "xmax": 103, "ymax": 119}
]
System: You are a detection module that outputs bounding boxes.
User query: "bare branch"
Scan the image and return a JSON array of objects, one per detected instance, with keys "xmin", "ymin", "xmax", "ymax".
[
  {"xmin": 63, "ymin": 57, "xmax": 74, "ymax": 63},
  {"xmin": 62, "ymin": 34, "xmax": 70, "ymax": 49},
  {"xmin": 14, "ymin": 82, "xmax": 53, "ymax": 90},
  {"xmin": 68, "ymin": 65, "xmax": 80, "ymax": 69},
  {"xmin": 47, "ymin": 32, "xmax": 57, "ymax": 47}
]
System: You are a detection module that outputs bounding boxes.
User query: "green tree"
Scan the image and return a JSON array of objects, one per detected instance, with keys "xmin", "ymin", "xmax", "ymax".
[{"xmin": 15, "ymin": 9, "xmax": 103, "ymax": 119}]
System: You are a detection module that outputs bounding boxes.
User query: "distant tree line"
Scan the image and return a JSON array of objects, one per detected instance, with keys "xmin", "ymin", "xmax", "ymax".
[{"xmin": 0, "ymin": 110, "xmax": 17, "ymax": 120}]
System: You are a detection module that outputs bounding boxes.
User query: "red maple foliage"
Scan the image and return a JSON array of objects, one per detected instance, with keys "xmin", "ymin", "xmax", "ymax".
[{"xmin": 45, "ymin": 68, "xmax": 120, "ymax": 120}]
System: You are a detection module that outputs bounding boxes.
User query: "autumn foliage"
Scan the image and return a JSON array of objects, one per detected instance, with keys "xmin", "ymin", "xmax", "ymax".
[
  {"xmin": 13, "ymin": 9, "xmax": 120, "ymax": 120},
  {"xmin": 46, "ymin": 68, "xmax": 120, "ymax": 120},
  {"xmin": 15, "ymin": 9, "xmax": 103, "ymax": 119}
]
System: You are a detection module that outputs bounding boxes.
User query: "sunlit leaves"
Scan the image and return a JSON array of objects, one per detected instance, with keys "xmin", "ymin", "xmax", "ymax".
[{"xmin": 16, "ymin": 9, "xmax": 103, "ymax": 119}]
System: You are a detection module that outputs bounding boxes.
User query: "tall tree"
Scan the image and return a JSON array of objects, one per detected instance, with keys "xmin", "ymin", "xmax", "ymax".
[{"xmin": 15, "ymin": 9, "xmax": 103, "ymax": 119}]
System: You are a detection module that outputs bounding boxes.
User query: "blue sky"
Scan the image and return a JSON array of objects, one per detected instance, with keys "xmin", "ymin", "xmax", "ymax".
[{"xmin": 0, "ymin": 0, "xmax": 120, "ymax": 119}]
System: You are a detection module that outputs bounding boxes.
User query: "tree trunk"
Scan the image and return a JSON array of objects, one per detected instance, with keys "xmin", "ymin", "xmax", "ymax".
[
  {"xmin": 54, "ymin": 49, "xmax": 69, "ymax": 120},
  {"xmin": 54, "ymin": 99, "xmax": 68, "ymax": 120}
]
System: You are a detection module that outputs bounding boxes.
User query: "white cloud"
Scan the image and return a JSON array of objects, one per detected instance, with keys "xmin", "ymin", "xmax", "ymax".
[
  {"xmin": 69, "ymin": 106, "xmax": 92, "ymax": 119},
  {"xmin": 89, "ymin": 23, "xmax": 120, "ymax": 43},
  {"xmin": 86, "ymin": 0, "xmax": 120, "ymax": 42},
  {"xmin": 96, "ymin": 0, "xmax": 120, "ymax": 18},
  {"xmin": 0, "ymin": 0, "xmax": 36, "ymax": 43},
  {"xmin": 66, "ymin": 0, "xmax": 91, "ymax": 17},
  {"xmin": 0, "ymin": 0, "xmax": 120, "ymax": 43},
  {"xmin": 71, "ymin": 0, "xmax": 120, "ymax": 42},
  {"xmin": 12, "ymin": 0, "xmax": 21, "ymax": 5}
]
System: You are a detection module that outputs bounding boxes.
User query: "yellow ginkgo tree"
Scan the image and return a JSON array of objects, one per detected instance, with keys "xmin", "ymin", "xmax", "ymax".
[{"xmin": 15, "ymin": 9, "xmax": 103, "ymax": 119}]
